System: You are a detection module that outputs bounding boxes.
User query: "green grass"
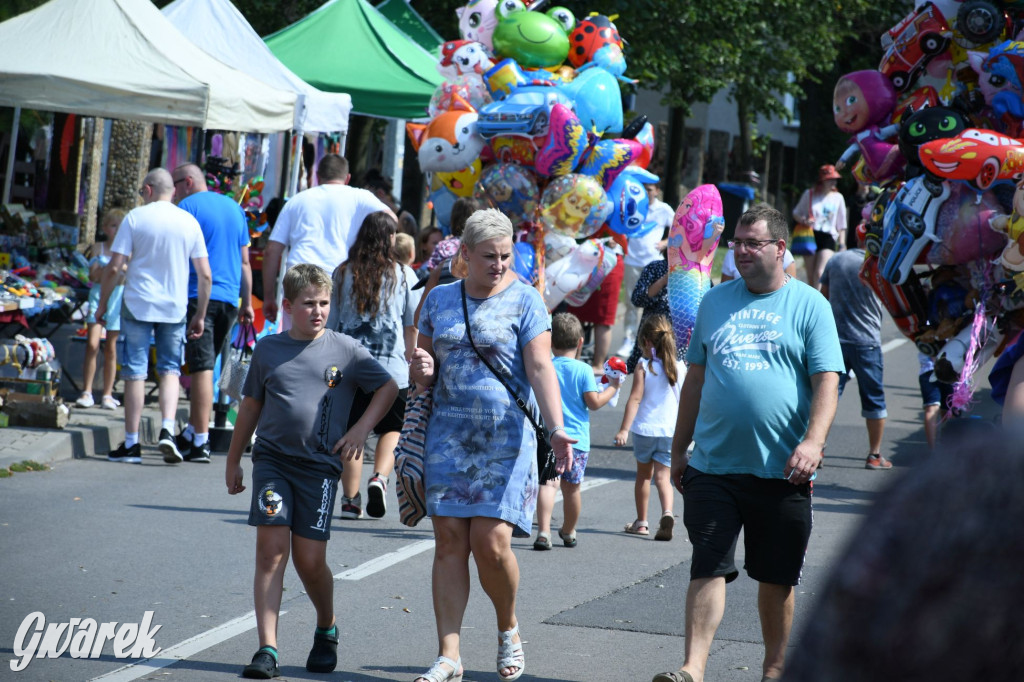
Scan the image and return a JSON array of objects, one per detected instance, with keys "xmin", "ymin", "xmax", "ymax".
[{"xmin": 5, "ymin": 460, "xmax": 50, "ymax": 474}]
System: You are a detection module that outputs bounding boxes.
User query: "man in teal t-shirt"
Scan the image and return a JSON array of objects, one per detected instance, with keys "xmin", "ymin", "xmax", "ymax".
[{"xmin": 653, "ymin": 204, "xmax": 843, "ymax": 682}]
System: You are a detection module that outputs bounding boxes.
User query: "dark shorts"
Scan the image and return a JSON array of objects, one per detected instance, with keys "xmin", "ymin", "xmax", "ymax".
[
  {"xmin": 185, "ymin": 299, "xmax": 237, "ymax": 372},
  {"xmin": 919, "ymin": 371, "xmax": 954, "ymax": 409},
  {"xmin": 248, "ymin": 454, "xmax": 339, "ymax": 540},
  {"xmin": 838, "ymin": 343, "xmax": 887, "ymax": 419},
  {"xmin": 682, "ymin": 466, "xmax": 812, "ymax": 586},
  {"xmin": 814, "ymin": 231, "xmax": 837, "ymax": 252},
  {"xmin": 347, "ymin": 385, "xmax": 408, "ymax": 435}
]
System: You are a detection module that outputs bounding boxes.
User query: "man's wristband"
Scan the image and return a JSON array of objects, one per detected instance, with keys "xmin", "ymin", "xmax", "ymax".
[{"xmin": 548, "ymin": 425, "xmax": 566, "ymax": 438}]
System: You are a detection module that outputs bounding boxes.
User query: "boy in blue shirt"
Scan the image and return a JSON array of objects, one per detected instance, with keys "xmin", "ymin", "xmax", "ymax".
[{"xmin": 534, "ymin": 312, "xmax": 621, "ymax": 550}]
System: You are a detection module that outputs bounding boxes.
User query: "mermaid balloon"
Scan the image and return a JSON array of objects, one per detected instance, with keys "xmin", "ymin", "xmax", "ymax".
[{"xmin": 667, "ymin": 185, "xmax": 725, "ymax": 354}]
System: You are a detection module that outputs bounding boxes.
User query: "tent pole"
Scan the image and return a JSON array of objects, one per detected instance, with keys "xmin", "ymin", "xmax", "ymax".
[
  {"xmin": 3, "ymin": 106, "xmax": 21, "ymax": 204},
  {"xmin": 288, "ymin": 130, "xmax": 303, "ymax": 198}
]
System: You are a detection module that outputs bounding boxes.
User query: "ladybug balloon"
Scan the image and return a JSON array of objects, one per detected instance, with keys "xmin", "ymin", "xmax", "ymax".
[{"xmin": 568, "ymin": 14, "xmax": 623, "ymax": 69}]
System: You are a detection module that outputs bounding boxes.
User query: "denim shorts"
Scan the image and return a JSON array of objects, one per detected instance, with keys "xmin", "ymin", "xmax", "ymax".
[
  {"xmin": 633, "ymin": 433, "xmax": 672, "ymax": 467},
  {"xmin": 119, "ymin": 308, "xmax": 185, "ymax": 381},
  {"xmin": 919, "ymin": 371, "xmax": 953, "ymax": 409},
  {"xmin": 837, "ymin": 343, "xmax": 887, "ymax": 419}
]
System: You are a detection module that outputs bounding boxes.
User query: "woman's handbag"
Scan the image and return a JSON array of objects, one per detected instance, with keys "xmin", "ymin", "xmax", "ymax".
[
  {"xmin": 218, "ymin": 323, "xmax": 257, "ymax": 401},
  {"xmin": 460, "ymin": 283, "xmax": 559, "ymax": 483},
  {"xmin": 395, "ymin": 385, "xmax": 432, "ymax": 527},
  {"xmin": 790, "ymin": 190, "xmax": 818, "ymax": 256}
]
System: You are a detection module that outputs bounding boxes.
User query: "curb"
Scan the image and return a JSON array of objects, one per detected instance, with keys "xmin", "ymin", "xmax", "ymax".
[{"xmin": 0, "ymin": 405, "xmax": 189, "ymax": 471}]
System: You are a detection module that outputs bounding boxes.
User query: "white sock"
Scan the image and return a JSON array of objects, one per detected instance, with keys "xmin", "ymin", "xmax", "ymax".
[
  {"xmin": 125, "ymin": 432, "xmax": 139, "ymax": 448},
  {"xmin": 193, "ymin": 432, "xmax": 209, "ymax": 446},
  {"xmin": 182, "ymin": 424, "xmax": 195, "ymax": 440},
  {"xmin": 162, "ymin": 419, "xmax": 175, "ymax": 433}
]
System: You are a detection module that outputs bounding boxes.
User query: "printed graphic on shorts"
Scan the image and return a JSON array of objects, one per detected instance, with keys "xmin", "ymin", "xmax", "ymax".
[
  {"xmin": 324, "ymin": 365, "xmax": 342, "ymax": 388},
  {"xmin": 709, "ymin": 307, "xmax": 785, "ymax": 372},
  {"xmin": 310, "ymin": 478, "xmax": 333, "ymax": 533},
  {"xmin": 258, "ymin": 485, "xmax": 284, "ymax": 517}
]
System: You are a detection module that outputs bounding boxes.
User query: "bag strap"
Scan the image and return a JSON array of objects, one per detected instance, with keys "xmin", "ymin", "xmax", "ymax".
[{"xmin": 460, "ymin": 281, "xmax": 545, "ymax": 434}]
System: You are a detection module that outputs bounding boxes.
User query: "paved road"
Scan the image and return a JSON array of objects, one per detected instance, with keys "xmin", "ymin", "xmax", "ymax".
[{"xmin": 0, "ymin": 317, "xmax": 999, "ymax": 682}]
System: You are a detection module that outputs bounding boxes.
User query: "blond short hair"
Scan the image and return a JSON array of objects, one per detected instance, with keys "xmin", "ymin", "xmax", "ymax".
[
  {"xmin": 283, "ymin": 263, "xmax": 332, "ymax": 301},
  {"xmin": 394, "ymin": 232, "xmax": 415, "ymax": 265}
]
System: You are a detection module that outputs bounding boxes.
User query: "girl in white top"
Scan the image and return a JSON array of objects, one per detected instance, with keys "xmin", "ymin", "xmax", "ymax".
[
  {"xmin": 614, "ymin": 314, "xmax": 683, "ymax": 541},
  {"xmin": 792, "ymin": 164, "xmax": 848, "ymax": 289}
]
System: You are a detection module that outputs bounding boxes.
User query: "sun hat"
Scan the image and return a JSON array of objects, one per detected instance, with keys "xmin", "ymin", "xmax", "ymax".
[{"xmin": 819, "ymin": 164, "xmax": 841, "ymax": 181}]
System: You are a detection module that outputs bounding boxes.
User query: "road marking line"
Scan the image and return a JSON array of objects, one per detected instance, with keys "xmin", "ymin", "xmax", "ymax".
[
  {"xmin": 90, "ymin": 610, "xmax": 285, "ymax": 682},
  {"xmin": 881, "ymin": 338, "xmax": 907, "ymax": 354},
  {"xmin": 336, "ymin": 538, "xmax": 435, "ymax": 580},
  {"xmin": 88, "ymin": 476, "xmax": 618, "ymax": 680}
]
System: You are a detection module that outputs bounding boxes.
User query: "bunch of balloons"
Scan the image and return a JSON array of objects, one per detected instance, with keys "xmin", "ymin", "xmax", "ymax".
[
  {"xmin": 835, "ymin": 0, "xmax": 1024, "ymax": 408},
  {"xmin": 408, "ymin": 1, "xmax": 658, "ymax": 309}
]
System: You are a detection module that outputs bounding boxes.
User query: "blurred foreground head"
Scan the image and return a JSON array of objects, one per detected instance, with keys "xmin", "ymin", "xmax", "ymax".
[{"xmin": 784, "ymin": 425, "xmax": 1024, "ymax": 681}]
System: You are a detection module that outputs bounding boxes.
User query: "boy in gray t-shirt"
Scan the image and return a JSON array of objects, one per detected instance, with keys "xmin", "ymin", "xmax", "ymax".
[{"xmin": 226, "ymin": 264, "xmax": 398, "ymax": 679}]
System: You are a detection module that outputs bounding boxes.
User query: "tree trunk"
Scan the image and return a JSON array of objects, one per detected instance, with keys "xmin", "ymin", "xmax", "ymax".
[{"xmin": 664, "ymin": 106, "xmax": 687, "ymax": 208}]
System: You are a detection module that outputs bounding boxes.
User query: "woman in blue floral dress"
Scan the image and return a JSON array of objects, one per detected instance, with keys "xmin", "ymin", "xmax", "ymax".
[{"xmin": 410, "ymin": 208, "xmax": 574, "ymax": 682}]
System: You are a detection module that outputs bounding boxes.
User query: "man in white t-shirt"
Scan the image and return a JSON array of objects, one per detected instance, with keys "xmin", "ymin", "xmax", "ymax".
[
  {"xmin": 96, "ymin": 168, "xmax": 211, "ymax": 464},
  {"xmin": 261, "ymin": 155, "xmax": 396, "ymax": 329},
  {"xmin": 617, "ymin": 183, "xmax": 673, "ymax": 358}
]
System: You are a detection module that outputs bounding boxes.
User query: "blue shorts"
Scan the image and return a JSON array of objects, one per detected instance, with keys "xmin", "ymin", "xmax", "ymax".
[
  {"xmin": 558, "ymin": 447, "xmax": 589, "ymax": 485},
  {"xmin": 633, "ymin": 433, "xmax": 672, "ymax": 467},
  {"xmin": 837, "ymin": 343, "xmax": 887, "ymax": 419},
  {"xmin": 87, "ymin": 284, "xmax": 124, "ymax": 331},
  {"xmin": 119, "ymin": 308, "xmax": 185, "ymax": 381},
  {"xmin": 919, "ymin": 371, "xmax": 954, "ymax": 409}
]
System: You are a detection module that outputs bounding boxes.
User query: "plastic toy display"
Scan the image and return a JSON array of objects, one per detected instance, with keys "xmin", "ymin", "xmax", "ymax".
[{"xmin": 829, "ymin": 0, "xmax": 1024, "ymax": 413}]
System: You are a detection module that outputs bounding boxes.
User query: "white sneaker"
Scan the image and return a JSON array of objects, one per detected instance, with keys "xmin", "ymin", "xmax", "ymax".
[
  {"xmin": 75, "ymin": 393, "xmax": 95, "ymax": 408},
  {"xmin": 614, "ymin": 338, "xmax": 634, "ymax": 358},
  {"xmin": 101, "ymin": 395, "xmax": 120, "ymax": 410}
]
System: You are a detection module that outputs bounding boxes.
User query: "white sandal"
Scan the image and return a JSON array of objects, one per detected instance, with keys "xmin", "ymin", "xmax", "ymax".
[
  {"xmin": 414, "ymin": 655, "xmax": 462, "ymax": 682},
  {"xmin": 497, "ymin": 624, "xmax": 524, "ymax": 681}
]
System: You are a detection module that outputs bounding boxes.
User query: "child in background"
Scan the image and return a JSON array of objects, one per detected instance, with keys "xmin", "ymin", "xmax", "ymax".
[
  {"xmin": 614, "ymin": 314, "xmax": 682, "ymax": 541},
  {"xmin": 919, "ymin": 353, "xmax": 953, "ymax": 450},
  {"xmin": 394, "ymin": 232, "xmax": 415, "ymax": 267},
  {"xmin": 76, "ymin": 208, "xmax": 126, "ymax": 410},
  {"xmin": 225, "ymin": 264, "xmax": 398, "ymax": 679},
  {"xmin": 534, "ymin": 312, "xmax": 620, "ymax": 550}
]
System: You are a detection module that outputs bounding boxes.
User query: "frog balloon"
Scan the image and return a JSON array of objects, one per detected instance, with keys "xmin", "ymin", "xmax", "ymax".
[{"xmin": 491, "ymin": 0, "xmax": 575, "ymax": 69}]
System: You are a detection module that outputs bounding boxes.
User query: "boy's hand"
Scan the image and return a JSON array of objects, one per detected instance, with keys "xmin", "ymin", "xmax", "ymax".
[
  {"xmin": 226, "ymin": 463, "xmax": 246, "ymax": 495},
  {"xmin": 332, "ymin": 427, "xmax": 368, "ymax": 461},
  {"xmin": 614, "ymin": 429, "xmax": 629, "ymax": 447}
]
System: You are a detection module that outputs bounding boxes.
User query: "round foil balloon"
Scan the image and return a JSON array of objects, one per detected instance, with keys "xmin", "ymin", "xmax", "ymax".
[
  {"xmin": 536, "ymin": 173, "xmax": 612, "ymax": 239},
  {"xmin": 473, "ymin": 162, "xmax": 540, "ymax": 227}
]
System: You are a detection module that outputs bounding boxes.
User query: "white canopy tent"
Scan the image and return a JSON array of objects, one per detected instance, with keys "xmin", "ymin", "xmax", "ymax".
[
  {"xmin": 161, "ymin": 0, "xmax": 351, "ymax": 135},
  {"xmin": 0, "ymin": 0, "xmax": 297, "ymax": 133}
]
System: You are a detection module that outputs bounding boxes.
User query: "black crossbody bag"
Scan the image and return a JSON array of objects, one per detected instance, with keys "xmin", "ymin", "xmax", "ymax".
[{"xmin": 460, "ymin": 282, "xmax": 558, "ymax": 483}]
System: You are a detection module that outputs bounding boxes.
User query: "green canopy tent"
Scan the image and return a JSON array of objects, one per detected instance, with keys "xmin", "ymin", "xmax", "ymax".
[
  {"xmin": 376, "ymin": 0, "xmax": 444, "ymax": 57},
  {"xmin": 265, "ymin": 0, "xmax": 442, "ymax": 120}
]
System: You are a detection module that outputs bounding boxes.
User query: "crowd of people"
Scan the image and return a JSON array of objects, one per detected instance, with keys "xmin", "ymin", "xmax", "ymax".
[{"xmin": 74, "ymin": 153, "xmax": 1018, "ymax": 682}]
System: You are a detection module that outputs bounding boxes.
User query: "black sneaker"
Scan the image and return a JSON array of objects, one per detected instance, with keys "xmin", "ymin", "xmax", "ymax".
[
  {"xmin": 174, "ymin": 429, "xmax": 193, "ymax": 455},
  {"xmin": 366, "ymin": 474, "xmax": 388, "ymax": 518},
  {"xmin": 158, "ymin": 428, "xmax": 183, "ymax": 464},
  {"xmin": 184, "ymin": 440, "xmax": 211, "ymax": 463},
  {"xmin": 339, "ymin": 492, "xmax": 362, "ymax": 520},
  {"xmin": 305, "ymin": 628, "xmax": 338, "ymax": 673},
  {"xmin": 242, "ymin": 650, "xmax": 279, "ymax": 679},
  {"xmin": 107, "ymin": 442, "xmax": 142, "ymax": 464}
]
